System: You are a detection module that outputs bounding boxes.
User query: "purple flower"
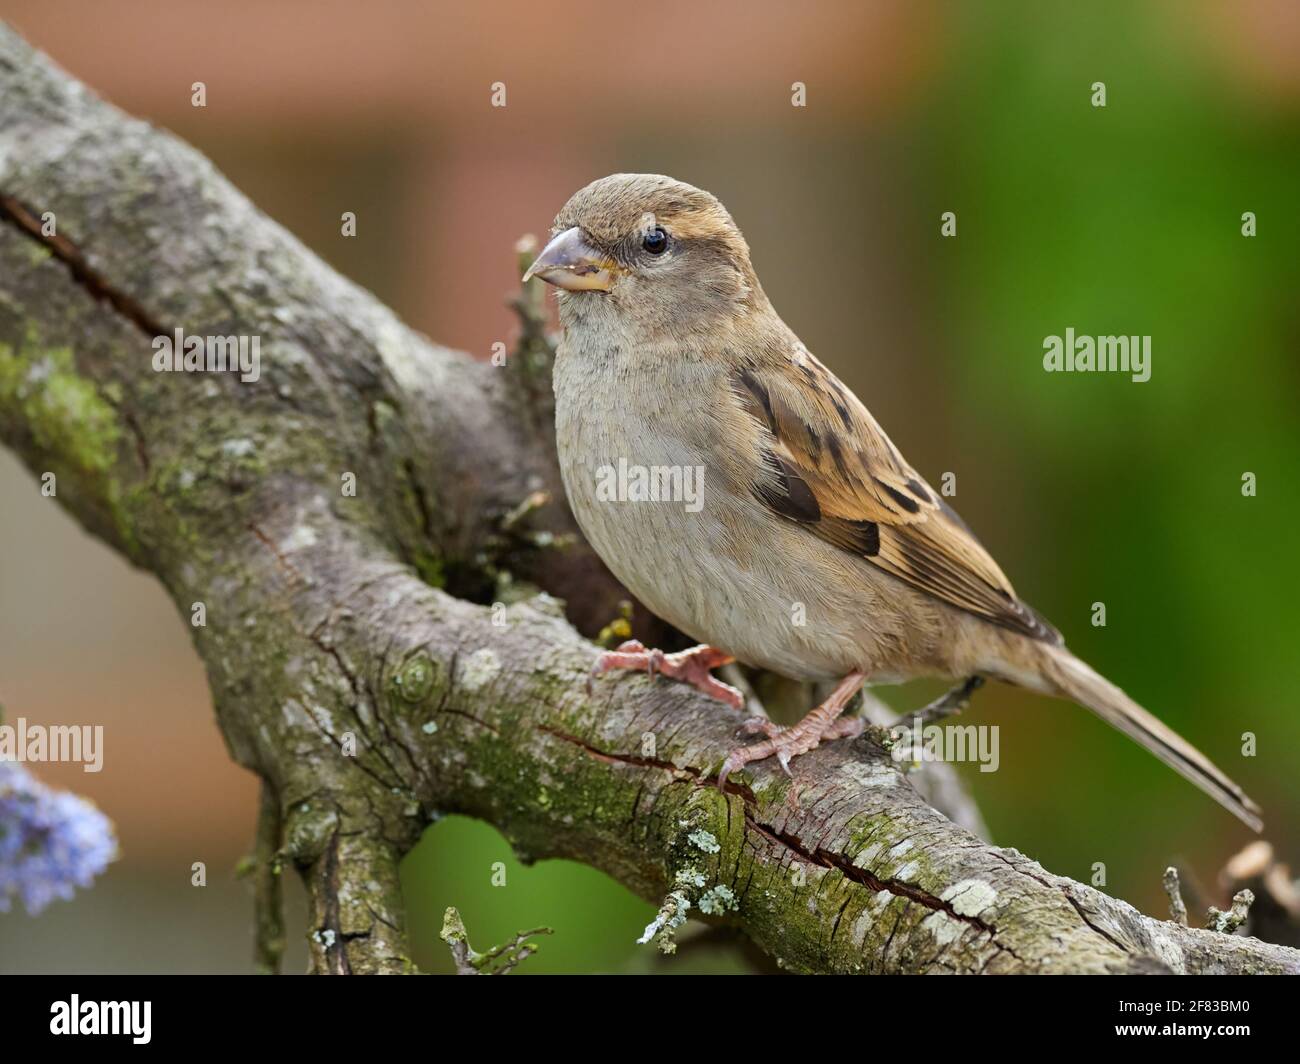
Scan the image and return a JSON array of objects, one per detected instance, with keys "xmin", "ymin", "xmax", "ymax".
[{"xmin": 0, "ymin": 762, "xmax": 117, "ymax": 914}]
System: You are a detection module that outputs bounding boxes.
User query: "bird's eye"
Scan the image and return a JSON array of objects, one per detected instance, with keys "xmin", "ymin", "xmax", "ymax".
[{"xmin": 641, "ymin": 226, "xmax": 669, "ymax": 255}]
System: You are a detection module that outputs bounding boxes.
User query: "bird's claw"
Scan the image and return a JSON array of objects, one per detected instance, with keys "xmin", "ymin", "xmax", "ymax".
[
  {"xmin": 590, "ymin": 642, "xmax": 743, "ymax": 710},
  {"xmin": 716, "ymin": 672, "xmax": 868, "ymax": 789}
]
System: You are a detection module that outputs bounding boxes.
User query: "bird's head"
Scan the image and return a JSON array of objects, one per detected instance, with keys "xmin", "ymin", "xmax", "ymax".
[{"xmin": 523, "ymin": 173, "xmax": 763, "ymax": 335}]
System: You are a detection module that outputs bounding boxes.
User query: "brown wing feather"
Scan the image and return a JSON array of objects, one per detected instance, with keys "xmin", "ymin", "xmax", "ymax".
[{"xmin": 733, "ymin": 351, "xmax": 1060, "ymax": 643}]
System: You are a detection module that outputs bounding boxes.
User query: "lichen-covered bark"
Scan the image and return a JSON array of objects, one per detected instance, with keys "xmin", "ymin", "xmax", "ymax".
[{"xmin": 1, "ymin": 22, "xmax": 1295, "ymax": 975}]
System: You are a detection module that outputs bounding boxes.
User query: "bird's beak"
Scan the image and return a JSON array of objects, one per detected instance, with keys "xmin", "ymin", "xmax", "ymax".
[{"xmin": 521, "ymin": 227, "xmax": 620, "ymax": 292}]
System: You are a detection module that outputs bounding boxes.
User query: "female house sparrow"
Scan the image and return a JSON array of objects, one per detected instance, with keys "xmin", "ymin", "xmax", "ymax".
[{"xmin": 524, "ymin": 173, "xmax": 1261, "ymax": 831}]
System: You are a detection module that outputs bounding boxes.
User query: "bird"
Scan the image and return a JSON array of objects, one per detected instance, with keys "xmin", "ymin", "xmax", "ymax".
[{"xmin": 522, "ymin": 172, "xmax": 1262, "ymax": 832}]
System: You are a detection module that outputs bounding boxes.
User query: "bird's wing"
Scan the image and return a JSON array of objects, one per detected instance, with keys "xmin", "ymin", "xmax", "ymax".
[{"xmin": 729, "ymin": 349, "xmax": 1060, "ymax": 643}]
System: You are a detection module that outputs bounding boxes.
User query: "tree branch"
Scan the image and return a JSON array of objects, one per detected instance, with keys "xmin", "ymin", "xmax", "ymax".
[{"xmin": 1, "ymin": 22, "xmax": 1295, "ymax": 974}]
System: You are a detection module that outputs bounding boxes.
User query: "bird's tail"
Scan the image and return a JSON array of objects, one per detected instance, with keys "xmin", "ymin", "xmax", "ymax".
[{"xmin": 1019, "ymin": 642, "xmax": 1262, "ymax": 832}]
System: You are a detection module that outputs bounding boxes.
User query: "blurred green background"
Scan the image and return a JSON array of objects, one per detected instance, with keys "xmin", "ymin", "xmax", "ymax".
[{"xmin": 0, "ymin": 0, "xmax": 1295, "ymax": 973}]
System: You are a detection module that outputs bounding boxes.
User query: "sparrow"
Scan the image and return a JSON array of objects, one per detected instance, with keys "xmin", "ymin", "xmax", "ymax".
[{"xmin": 523, "ymin": 173, "xmax": 1262, "ymax": 831}]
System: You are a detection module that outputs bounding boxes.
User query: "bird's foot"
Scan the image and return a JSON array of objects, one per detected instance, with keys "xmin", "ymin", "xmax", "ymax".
[
  {"xmin": 719, "ymin": 671, "xmax": 867, "ymax": 788},
  {"xmin": 589, "ymin": 641, "xmax": 743, "ymax": 710},
  {"xmin": 895, "ymin": 675, "xmax": 984, "ymax": 728}
]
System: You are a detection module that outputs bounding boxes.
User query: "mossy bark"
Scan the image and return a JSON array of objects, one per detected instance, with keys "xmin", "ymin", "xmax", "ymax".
[{"xmin": 1, "ymin": 22, "xmax": 1295, "ymax": 975}]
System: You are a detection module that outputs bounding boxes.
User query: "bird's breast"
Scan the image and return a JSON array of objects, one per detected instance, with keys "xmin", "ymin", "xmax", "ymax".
[{"xmin": 552, "ymin": 335, "xmax": 897, "ymax": 682}]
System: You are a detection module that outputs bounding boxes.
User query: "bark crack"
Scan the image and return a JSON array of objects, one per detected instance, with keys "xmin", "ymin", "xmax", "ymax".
[
  {"xmin": 320, "ymin": 829, "xmax": 352, "ymax": 976},
  {"xmin": 0, "ymin": 191, "xmax": 167, "ymax": 337},
  {"xmin": 538, "ymin": 724, "xmax": 1022, "ymax": 962}
]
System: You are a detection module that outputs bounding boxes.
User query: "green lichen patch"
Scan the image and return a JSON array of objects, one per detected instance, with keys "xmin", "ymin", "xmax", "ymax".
[
  {"xmin": 0, "ymin": 342, "xmax": 122, "ymax": 476},
  {"xmin": 393, "ymin": 652, "xmax": 438, "ymax": 704},
  {"xmin": 412, "ymin": 550, "xmax": 446, "ymax": 589},
  {"xmin": 697, "ymin": 884, "xmax": 737, "ymax": 915}
]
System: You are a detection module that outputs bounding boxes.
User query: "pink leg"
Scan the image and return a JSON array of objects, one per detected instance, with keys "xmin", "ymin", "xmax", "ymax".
[
  {"xmin": 590, "ymin": 641, "xmax": 744, "ymax": 710},
  {"xmin": 719, "ymin": 670, "xmax": 867, "ymax": 788}
]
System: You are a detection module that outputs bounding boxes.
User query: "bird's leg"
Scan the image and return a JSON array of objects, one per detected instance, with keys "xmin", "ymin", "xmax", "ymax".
[
  {"xmin": 719, "ymin": 670, "xmax": 867, "ymax": 788},
  {"xmin": 897, "ymin": 676, "xmax": 984, "ymax": 728},
  {"xmin": 589, "ymin": 641, "xmax": 744, "ymax": 710}
]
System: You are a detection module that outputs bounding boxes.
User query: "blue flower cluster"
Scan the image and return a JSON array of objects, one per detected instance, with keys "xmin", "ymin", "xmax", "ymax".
[{"xmin": 0, "ymin": 762, "xmax": 117, "ymax": 914}]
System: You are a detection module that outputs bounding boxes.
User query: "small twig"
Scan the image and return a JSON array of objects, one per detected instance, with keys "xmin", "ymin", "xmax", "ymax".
[
  {"xmin": 1219, "ymin": 841, "xmax": 1300, "ymax": 947},
  {"xmin": 238, "ymin": 781, "xmax": 286, "ymax": 974},
  {"xmin": 898, "ymin": 676, "xmax": 984, "ymax": 729},
  {"xmin": 507, "ymin": 234, "xmax": 559, "ymax": 416},
  {"xmin": 499, "ymin": 489, "xmax": 551, "ymax": 534},
  {"xmin": 511, "ymin": 234, "xmax": 549, "ymax": 341},
  {"xmin": 1163, "ymin": 866, "xmax": 1189, "ymax": 927},
  {"xmin": 637, "ymin": 889, "xmax": 693, "ymax": 955},
  {"xmin": 477, "ymin": 926, "xmax": 552, "ymax": 975},
  {"xmin": 440, "ymin": 907, "xmax": 479, "ymax": 975},
  {"xmin": 717, "ymin": 663, "xmax": 770, "ymax": 719},
  {"xmin": 1206, "ymin": 890, "xmax": 1255, "ymax": 935},
  {"xmin": 475, "ymin": 486, "xmax": 576, "ymax": 603},
  {"xmin": 440, "ymin": 906, "xmax": 552, "ymax": 975}
]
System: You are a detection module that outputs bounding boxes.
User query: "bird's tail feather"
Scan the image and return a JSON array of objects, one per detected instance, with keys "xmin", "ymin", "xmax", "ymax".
[{"xmin": 1024, "ymin": 643, "xmax": 1262, "ymax": 832}]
